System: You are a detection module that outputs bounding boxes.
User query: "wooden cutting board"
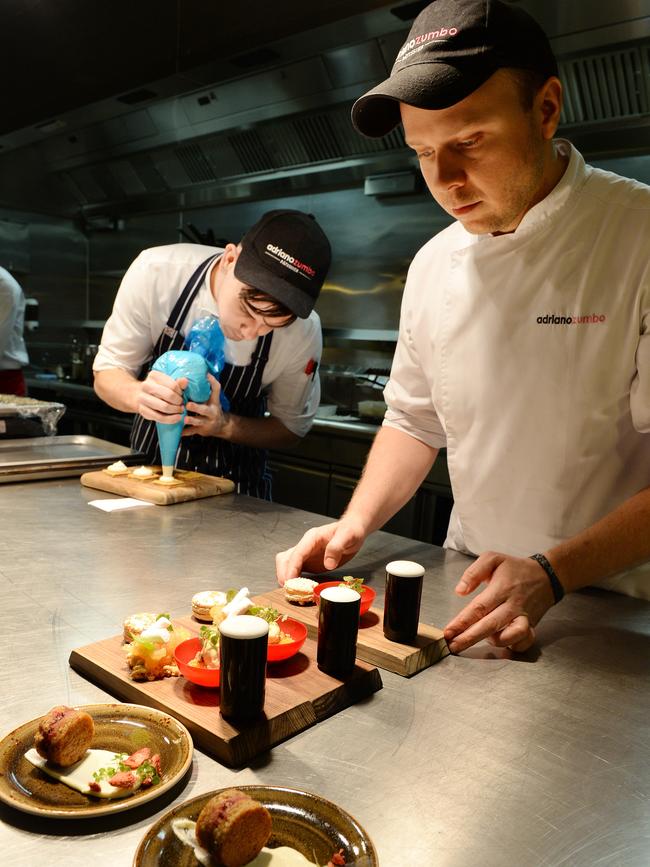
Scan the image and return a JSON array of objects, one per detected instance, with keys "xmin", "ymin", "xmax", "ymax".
[
  {"xmin": 69, "ymin": 614, "xmax": 382, "ymax": 768},
  {"xmin": 80, "ymin": 468, "xmax": 235, "ymax": 505},
  {"xmin": 258, "ymin": 589, "xmax": 450, "ymax": 677}
]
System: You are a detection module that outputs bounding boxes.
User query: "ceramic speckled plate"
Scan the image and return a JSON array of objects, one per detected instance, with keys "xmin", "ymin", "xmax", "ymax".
[
  {"xmin": 133, "ymin": 785, "xmax": 378, "ymax": 866},
  {"xmin": 0, "ymin": 703, "xmax": 193, "ymax": 818}
]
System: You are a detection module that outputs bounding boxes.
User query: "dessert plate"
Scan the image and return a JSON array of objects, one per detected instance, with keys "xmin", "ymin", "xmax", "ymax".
[
  {"xmin": 134, "ymin": 785, "xmax": 378, "ymax": 866},
  {"xmin": 0, "ymin": 703, "xmax": 192, "ymax": 818}
]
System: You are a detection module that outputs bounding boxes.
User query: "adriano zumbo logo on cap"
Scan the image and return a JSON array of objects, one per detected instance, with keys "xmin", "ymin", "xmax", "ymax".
[
  {"xmin": 395, "ymin": 25, "xmax": 459, "ymax": 65},
  {"xmin": 265, "ymin": 243, "xmax": 316, "ymax": 280}
]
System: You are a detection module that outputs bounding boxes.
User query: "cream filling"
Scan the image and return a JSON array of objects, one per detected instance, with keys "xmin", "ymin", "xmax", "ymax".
[{"xmin": 132, "ymin": 465, "xmax": 155, "ymax": 478}]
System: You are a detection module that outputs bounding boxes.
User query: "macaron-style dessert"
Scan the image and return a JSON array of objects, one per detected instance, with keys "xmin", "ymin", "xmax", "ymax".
[{"xmin": 283, "ymin": 577, "xmax": 318, "ymax": 605}]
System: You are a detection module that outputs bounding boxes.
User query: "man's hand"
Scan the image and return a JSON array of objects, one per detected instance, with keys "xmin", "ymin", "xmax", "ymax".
[
  {"xmin": 183, "ymin": 373, "xmax": 228, "ymax": 438},
  {"xmin": 443, "ymin": 552, "xmax": 557, "ymax": 654},
  {"xmin": 137, "ymin": 370, "xmax": 188, "ymax": 423},
  {"xmin": 275, "ymin": 518, "xmax": 367, "ymax": 586}
]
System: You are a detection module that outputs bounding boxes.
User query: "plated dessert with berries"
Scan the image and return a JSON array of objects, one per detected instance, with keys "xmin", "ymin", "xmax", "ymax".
[{"xmin": 0, "ymin": 703, "xmax": 193, "ymax": 818}]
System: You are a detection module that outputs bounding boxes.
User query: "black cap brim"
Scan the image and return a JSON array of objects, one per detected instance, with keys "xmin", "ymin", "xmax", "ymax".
[
  {"xmin": 351, "ymin": 60, "xmax": 499, "ymax": 138},
  {"xmin": 234, "ymin": 256, "xmax": 314, "ymax": 319}
]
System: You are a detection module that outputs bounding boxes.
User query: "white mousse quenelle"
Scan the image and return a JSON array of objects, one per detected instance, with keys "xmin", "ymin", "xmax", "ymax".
[{"xmin": 131, "ymin": 465, "xmax": 156, "ymax": 478}]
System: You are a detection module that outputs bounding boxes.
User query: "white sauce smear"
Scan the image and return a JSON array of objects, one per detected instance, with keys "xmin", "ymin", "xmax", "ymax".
[
  {"xmin": 171, "ymin": 818, "xmax": 317, "ymax": 865},
  {"xmin": 25, "ymin": 748, "xmax": 139, "ymax": 799}
]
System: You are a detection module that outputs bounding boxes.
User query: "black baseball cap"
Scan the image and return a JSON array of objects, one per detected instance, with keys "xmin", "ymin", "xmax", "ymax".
[
  {"xmin": 351, "ymin": 0, "xmax": 558, "ymax": 138},
  {"xmin": 234, "ymin": 209, "xmax": 331, "ymax": 319}
]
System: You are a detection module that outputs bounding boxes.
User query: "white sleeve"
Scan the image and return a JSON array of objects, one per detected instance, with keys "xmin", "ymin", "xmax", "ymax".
[
  {"xmin": 383, "ymin": 303, "xmax": 447, "ymax": 449},
  {"xmin": 93, "ymin": 252, "xmax": 159, "ymax": 376},
  {"xmin": 630, "ymin": 279, "xmax": 650, "ymax": 432},
  {"xmin": 266, "ymin": 313, "xmax": 322, "ymax": 437}
]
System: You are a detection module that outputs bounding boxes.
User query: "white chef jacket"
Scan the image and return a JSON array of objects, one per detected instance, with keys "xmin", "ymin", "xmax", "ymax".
[
  {"xmin": 0, "ymin": 266, "xmax": 29, "ymax": 370},
  {"xmin": 384, "ymin": 142, "xmax": 650, "ymax": 600},
  {"xmin": 94, "ymin": 244, "xmax": 322, "ymax": 437}
]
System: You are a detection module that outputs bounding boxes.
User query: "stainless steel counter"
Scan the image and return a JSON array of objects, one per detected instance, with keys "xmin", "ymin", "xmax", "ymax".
[{"xmin": 1, "ymin": 479, "xmax": 648, "ymax": 866}]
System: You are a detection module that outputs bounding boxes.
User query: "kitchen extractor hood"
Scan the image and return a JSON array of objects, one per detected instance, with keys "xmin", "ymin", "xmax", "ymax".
[{"xmin": 1, "ymin": 0, "xmax": 649, "ymax": 218}]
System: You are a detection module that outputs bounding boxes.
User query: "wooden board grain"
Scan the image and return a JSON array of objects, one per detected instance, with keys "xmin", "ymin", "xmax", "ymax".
[
  {"xmin": 80, "ymin": 468, "xmax": 235, "ymax": 505},
  {"xmin": 259, "ymin": 589, "xmax": 450, "ymax": 677},
  {"xmin": 69, "ymin": 614, "xmax": 382, "ymax": 767}
]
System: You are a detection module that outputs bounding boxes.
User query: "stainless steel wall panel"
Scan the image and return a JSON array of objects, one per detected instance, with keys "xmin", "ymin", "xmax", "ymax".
[
  {"xmin": 0, "ymin": 220, "xmax": 30, "ymax": 273},
  {"xmin": 107, "ymin": 160, "xmax": 149, "ymax": 198},
  {"xmin": 180, "ymin": 58, "xmax": 334, "ymax": 125},
  {"xmin": 174, "ymin": 144, "xmax": 217, "ymax": 183},
  {"xmin": 322, "ymin": 40, "xmax": 388, "ymax": 89},
  {"xmin": 145, "ymin": 100, "xmax": 192, "ymax": 134},
  {"xmin": 200, "ymin": 138, "xmax": 248, "ymax": 179}
]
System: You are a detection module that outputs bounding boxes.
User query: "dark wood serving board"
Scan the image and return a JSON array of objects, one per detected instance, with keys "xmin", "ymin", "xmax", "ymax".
[
  {"xmin": 69, "ymin": 614, "xmax": 382, "ymax": 768},
  {"xmin": 258, "ymin": 589, "xmax": 450, "ymax": 677},
  {"xmin": 80, "ymin": 467, "xmax": 235, "ymax": 505}
]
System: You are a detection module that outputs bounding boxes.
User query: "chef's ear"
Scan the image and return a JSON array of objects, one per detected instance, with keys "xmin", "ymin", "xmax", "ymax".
[
  {"xmin": 537, "ymin": 76, "xmax": 563, "ymax": 140},
  {"xmin": 221, "ymin": 243, "xmax": 240, "ymax": 269}
]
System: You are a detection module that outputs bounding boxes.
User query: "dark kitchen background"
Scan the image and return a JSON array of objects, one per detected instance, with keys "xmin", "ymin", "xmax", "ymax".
[{"xmin": 2, "ymin": 0, "xmax": 649, "ymax": 539}]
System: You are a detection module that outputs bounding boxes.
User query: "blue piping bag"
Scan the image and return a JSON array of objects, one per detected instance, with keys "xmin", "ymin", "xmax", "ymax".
[
  {"xmin": 151, "ymin": 315, "xmax": 228, "ymax": 471},
  {"xmin": 152, "ymin": 351, "xmax": 211, "ymax": 470}
]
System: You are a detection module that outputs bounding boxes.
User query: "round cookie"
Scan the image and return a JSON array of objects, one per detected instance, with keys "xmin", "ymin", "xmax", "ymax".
[
  {"xmin": 34, "ymin": 706, "xmax": 95, "ymax": 767},
  {"xmin": 284, "ymin": 577, "xmax": 318, "ymax": 605},
  {"xmin": 195, "ymin": 788, "xmax": 272, "ymax": 867},
  {"xmin": 192, "ymin": 590, "xmax": 228, "ymax": 621}
]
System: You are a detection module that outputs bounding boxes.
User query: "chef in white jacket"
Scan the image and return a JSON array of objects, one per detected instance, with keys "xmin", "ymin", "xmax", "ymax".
[{"xmin": 275, "ymin": 0, "xmax": 650, "ymax": 653}]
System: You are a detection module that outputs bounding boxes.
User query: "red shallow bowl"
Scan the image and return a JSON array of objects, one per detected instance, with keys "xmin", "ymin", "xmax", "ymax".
[
  {"xmin": 175, "ymin": 619, "xmax": 308, "ymax": 686},
  {"xmin": 175, "ymin": 638, "xmax": 220, "ymax": 688},
  {"xmin": 267, "ymin": 617, "xmax": 308, "ymax": 663},
  {"xmin": 313, "ymin": 582, "xmax": 376, "ymax": 617}
]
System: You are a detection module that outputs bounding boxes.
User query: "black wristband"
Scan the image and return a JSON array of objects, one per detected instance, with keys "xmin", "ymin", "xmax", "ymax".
[{"xmin": 530, "ymin": 553, "xmax": 565, "ymax": 603}]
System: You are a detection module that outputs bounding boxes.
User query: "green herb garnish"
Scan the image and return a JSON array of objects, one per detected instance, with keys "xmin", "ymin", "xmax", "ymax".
[
  {"xmin": 91, "ymin": 753, "xmax": 129, "ymax": 783},
  {"xmin": 199, "ymin": 624, "xmax": 220, "ymax": 648},
  {"xmin": 248, "ymin": 605, "xmax": 280, "ymax": 624},
  {"xmin": 91, "ymin": 753, "xmax": 161, "ymax": 787},
  {"xmin": 339, "ymin": 576, "xmax": 364, "ymax": 594}
]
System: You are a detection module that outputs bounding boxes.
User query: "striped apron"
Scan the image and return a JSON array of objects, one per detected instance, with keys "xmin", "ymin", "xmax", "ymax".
[{"xmin": 130, "ymin": 253, "xmax": 274, "ymax": 499}]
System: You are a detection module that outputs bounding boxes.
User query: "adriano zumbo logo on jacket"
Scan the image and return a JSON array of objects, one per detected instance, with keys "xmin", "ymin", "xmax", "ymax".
[{"xmin": 536, "ymin": 313, "xmax": 607, "ymax": 325}]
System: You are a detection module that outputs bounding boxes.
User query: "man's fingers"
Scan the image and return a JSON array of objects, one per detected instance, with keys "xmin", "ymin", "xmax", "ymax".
[
  {"xmin": 323, "ymin": 524, "xmax": 363, "ymax": 570},
  {"xmin": 486, "ymin": 616, "xmax": 536, "ymax": 651},
  {"xmin": 508, "ymin": 623, "xmax": 536, "ymax": 652},
  {"xmin": 455, "ymin": 551, "xmax": 505, "ymax": 595},
  {"xmin": 445, "ymin": 600, "xmax": 516, "ymax": 653},
  {"xmin": 276, "ymin": 527, "xmax": 330, "ymax": 585},
  {"xmin": 444, "ymin": 584, "xmax": 505, "ymax": 640},
  {"xmin": 138, "ymin": 393, "xmax": 185, "ymax": 423},
  {"xmin": 275, "ymin": 549, "xmax": 295, "ymax": 586},
  {"xmin": 275, "ymin": 523, "xmax": 361, "ymax": 586}
]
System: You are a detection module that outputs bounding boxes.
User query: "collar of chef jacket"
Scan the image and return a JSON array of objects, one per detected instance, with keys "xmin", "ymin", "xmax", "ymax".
[{"xmin": 448, "ymin": 139, "xmax": 584, "ymax": 257}]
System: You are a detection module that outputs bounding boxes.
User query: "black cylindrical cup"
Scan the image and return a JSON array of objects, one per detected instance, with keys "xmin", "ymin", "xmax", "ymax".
[
  {"xmin": 219, "ymin": 615, "xmax": 268, "ymax": 722},
  {"xmin": 383, "ymin": 560, "xmax": 425, "ymax": 643},
  {"xmin": 317, "ymin": 585, "xmax": 361, "ymax": 677}
]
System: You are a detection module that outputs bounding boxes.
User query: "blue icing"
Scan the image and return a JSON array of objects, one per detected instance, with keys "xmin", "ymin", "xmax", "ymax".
[{"xmin": 151, "ymin": 350, "xmax": 211, "ymax": 468}]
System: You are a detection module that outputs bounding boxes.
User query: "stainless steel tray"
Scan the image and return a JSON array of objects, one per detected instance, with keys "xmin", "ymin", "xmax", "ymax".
[
  {"xmin": 0, "ymin": 397, "xmax": 66, "ymax": 437},
  {"xmin": 0, "ymin": 435, "xmax": 143, "ymax": 483}
]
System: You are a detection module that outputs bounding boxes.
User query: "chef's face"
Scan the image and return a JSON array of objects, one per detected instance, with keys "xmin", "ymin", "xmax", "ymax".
[
  {"xmin": 401, "ymin": 69, "xmax": 563, "ymax": 235},
  {"xmin": 213, "ymin": 245, "xmax": 295, "ymax": 340}
]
